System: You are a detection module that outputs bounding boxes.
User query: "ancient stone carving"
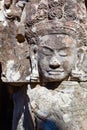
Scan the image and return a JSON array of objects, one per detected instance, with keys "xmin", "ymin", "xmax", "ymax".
[
  {"xmin": 25, "ymin": 0, "xmax": 87, "ymax": 82},
  {"xmin": 0, "ymin": 0, "xmax": 87, "ymax": 130},
  {"xmin": 22, "ymin": 0, "xmax": 87, "ymax": 129},
  {"xmin": 3, "ymin": 0, "xmax": 27, "ymax": 19}
]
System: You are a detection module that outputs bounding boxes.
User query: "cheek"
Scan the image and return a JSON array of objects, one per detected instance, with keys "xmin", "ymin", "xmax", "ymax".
[
  {"xmin": 38, "ymin": 56, "xmax": 50, "ymax": 70},
  {"xmin": 62, "ymin": 54, "xmax": 76, "ymax": 69},
  {"xmin": 62, "ymin": 61, "xmax": 72, "ymax": 71}
]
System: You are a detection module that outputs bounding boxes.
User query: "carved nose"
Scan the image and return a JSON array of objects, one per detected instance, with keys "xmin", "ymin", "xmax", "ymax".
[{"xmin": 49, "ymin": 56, "xmax": 61, "ymax": 68}]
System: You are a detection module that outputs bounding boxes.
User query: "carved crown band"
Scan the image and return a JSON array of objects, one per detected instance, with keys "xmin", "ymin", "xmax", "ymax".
[{"xmin": 25, "ymin": 20, "xmax": 87, "ymax": 46}]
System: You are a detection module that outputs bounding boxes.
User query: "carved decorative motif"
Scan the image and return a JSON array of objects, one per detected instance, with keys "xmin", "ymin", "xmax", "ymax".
[
  {"xmin": 25, "ymin": 0, "xmax": 87, "ymax": 82},
  {"xmin": 0, "ymin": 0, "xmax": 87, "ymax": 130}
]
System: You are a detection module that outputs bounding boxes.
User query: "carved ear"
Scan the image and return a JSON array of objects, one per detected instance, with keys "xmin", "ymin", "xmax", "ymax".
[
  {"xmin": 77, "ymin": 47, "xmax": 85, "ymax": 67},
  {"xmin": 29, "ymin": 45, "xmax": 39, "ymax": 82},
  {"xmin": 71, "ymin": 47, "xmax": 86, "ymax": 81},
  {"xmin": 79, "ymin": 47, "xmax": 87, "ymax": 81}
]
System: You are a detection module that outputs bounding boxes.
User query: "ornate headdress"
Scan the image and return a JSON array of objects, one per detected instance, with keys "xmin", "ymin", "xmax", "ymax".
[{"xmin": 25, "ymin": 0, "xmax": 87, "ymax": 46}]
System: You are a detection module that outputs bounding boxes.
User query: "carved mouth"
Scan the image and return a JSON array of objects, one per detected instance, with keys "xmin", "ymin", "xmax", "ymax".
[{"xmin": 47, "ymin": 69, "xmax": 64, "ymax": 75}]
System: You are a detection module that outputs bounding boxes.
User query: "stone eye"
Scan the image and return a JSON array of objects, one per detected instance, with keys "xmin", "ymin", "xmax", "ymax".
[
  {"xmin": 59, "ymin": 50, "xmax": 68, "ymax": 57},
  {"xmin": 41, "ymin": 47, "xmax": 53, "ymax": 56}
]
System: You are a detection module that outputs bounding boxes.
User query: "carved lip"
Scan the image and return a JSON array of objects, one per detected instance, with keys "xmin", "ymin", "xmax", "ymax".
[{"xmin": 47, "ymin": 69, "xmax": 64, "ymax": 75}]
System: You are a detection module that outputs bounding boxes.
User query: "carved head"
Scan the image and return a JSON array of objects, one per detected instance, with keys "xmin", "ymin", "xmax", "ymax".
[{"xmin": 25, "ymin": 0, "xmax": 87, "ymax": 82}]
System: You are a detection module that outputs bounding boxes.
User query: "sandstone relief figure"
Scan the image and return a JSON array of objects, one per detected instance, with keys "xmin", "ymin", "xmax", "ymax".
[
  {"xmin": 25, "ymin": 0, "xmax": 87, "ymax": 82},
  {"xmin": 25, "ymin": 23, "xmax": 87, "ymax": 129},
  {"xmin": 24, "ymin": 0, "xmax": 87, "ymax": 129},
  {"xmin": 12, "ymin": 0, "xmax": 87, "ymax": 130},
  {"xmin": 1, "ymin": 0, "xmax": 87, "ymax": 130}
]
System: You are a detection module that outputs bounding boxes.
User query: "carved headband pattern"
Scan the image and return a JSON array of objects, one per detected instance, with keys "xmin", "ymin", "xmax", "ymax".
[
  {"xmin": 25, "ymin": 0, "xmax": 87, "ymax": 46},
  {"xmin": 26, "ymin": 0, "xmax": 78, "ymax": 25}
]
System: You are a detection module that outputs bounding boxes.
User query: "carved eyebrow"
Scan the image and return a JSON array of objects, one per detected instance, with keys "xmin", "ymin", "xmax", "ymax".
[
  {"xmin": 42, "ymin": 46, "xmax": 53, "ymax": 51},
  {"xmin": 58, "ymin": 47, "xmax": 70, "ymax": 50}
]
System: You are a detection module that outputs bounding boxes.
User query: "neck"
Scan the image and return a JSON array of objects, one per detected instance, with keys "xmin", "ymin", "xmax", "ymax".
[{"xmin": 41, "ymin": 82, "xmax": 61, "ymax": 90}]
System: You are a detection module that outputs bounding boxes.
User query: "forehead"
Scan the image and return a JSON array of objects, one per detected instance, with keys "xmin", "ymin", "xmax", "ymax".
[{"xmin": 39, "ymin": 34, "xmax": 76, "ymax": 49}]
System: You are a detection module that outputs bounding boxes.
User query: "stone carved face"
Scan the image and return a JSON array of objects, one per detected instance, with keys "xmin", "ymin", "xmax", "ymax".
[{"xmin": 38, "ymin": 34, "xmax": 77, "ymax": 82}]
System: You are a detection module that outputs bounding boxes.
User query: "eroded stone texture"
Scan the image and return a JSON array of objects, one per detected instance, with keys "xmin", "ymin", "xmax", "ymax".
[
  {"xmin": 25, "ymin": 0, "xmax": 87, "ymax": 82},
  {"xmin": 21, "ymin": 0, "xmax": 87, "ymax": 129},
  {"xmin": 0, "ymin": 1, "xmax": 30, "ymax": 82},
  {"xmin": 28, "ymin": 81, "xmax": 87, "ymax": 130},
  {"xmin": 1, "ymin": 0, "xmax": 87, "ymax": 130}
]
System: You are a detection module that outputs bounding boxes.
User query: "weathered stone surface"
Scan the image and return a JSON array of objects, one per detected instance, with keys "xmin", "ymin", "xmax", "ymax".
[
  {"xmin": 28, "ymin": 81, "xmax": 87, "ymax": 130},
  {"xmin": 13, "ymin": 81, "xmax": 87, "ymax": 130},
  {"xmin": 1, "ymin": 0, "xmax": 87, "ymax": 130},
  {"xmin": 0, "ymin": 23, "xmax": 30, "ymax": 82},
  {"xmin": 0, "ymin": 1, "xmax": 30, "ymax": 83}
]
